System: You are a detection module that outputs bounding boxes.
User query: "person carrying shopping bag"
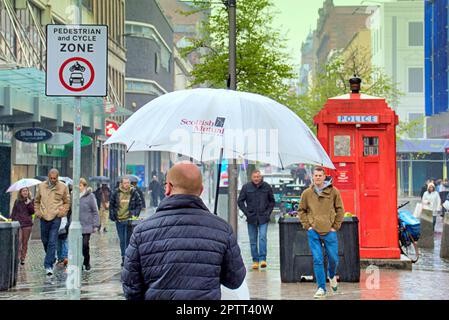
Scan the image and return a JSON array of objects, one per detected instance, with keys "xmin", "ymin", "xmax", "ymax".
[{"xmin": 422, "ymin": 182, "xmax": 441, "ymax": 231}]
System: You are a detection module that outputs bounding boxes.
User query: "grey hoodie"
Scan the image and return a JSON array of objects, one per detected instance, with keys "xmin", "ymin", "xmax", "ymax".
[
  {"xmin": 314, "ymin": 176, "xmax": 333, "ymax": 196},
  {"xmin": 79, "ymin": 188, "xmax": 100, "ymax": 234}
]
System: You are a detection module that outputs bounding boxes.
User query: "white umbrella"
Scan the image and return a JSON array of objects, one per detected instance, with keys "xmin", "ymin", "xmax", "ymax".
[
  {"xmin": 105, "ymin": 88, "xmax": 334, "ymax": 169},
  {"xmin": 6, "ymin": 178, "xmax": 43, "ymax": 193},
  {"xmin": 59, "ymin": 176, "xmax": 73, "ymax": 185}
]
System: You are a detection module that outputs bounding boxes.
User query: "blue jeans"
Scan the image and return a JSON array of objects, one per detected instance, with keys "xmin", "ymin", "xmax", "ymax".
[
  {"xmin": 57, "ymin": 238, "xmax": 68, "ymax": 261},
  {"xmin": 115, "ymin": 221, "xmax": 129, "ymax": 257},
  {"xmin": 40, "ymin": 217, "xmax": 61, "ymax": 269},
  {"xmin": 247, "ymin": 223, "xmax": 268, "ymax": 262},
  {"xmin": 307, "ymin": 229, "xmax": 339, "ymax": 291}
]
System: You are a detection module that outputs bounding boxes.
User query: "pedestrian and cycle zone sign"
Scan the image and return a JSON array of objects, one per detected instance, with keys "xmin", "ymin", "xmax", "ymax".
[{"xmin": 46, "ymin": 25, "xmax": 107, "ymax": 96}]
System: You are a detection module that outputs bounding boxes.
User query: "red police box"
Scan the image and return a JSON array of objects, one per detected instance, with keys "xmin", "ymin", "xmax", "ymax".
[{"xmin": 314, "ymin": 77, "xmax": 400, "ymax": 259}]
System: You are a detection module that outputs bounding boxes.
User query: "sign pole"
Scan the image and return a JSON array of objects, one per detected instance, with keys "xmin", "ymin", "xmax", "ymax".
[
  {"xmin": 66, "ymin": 2, "xmax": 83, "ymax": 300},
  {"xmin": 67, "ymin": 96, "xmax": 83, "ymax": 299},
  {"xmin": 227, "ymin": 0, "xmax": 238, "ymax": 234},
  {"xmin": 44, "ymin": 0, "xmax": 107, "ymax": 298}
]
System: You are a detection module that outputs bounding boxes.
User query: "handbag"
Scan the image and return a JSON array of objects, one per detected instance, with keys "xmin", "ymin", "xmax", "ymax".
[
  {"xmin": 58, "ymin": 216, "xmax": 68, "ymax": 235},
  {"xmin": 443, "ymin": 200, "xmax": 449, "ymax": 211},
  {"xmin": 413, "ymin": 202, "xmax": 422, "ymax": 218}
]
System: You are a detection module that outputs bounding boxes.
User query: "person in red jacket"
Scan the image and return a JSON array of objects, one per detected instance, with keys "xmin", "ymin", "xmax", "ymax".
[{"xmin": 11, "ymin": 187, "xmax": 35, "ymax": 265}]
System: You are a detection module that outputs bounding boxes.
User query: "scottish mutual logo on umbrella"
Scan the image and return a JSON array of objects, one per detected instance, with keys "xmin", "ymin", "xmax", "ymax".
[{"xmin": 105, "ymin": 88, "xmax": 334, "ymax": 170}]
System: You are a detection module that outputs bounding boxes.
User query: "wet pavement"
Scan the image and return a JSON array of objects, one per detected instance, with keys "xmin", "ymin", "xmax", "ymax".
[{"xmin": 1, "ymin": 198, "xmax": 449, "ymax": 300}]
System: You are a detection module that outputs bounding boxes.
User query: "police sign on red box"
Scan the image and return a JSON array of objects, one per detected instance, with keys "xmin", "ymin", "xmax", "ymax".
[{"xmin": 46, "ymin": 25, "xmax": 108, "ymax": 97}]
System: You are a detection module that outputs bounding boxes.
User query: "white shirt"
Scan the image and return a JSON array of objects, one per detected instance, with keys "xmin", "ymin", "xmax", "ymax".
[{"xmin": 422, "ymin": 191, "xmax": 441, "ymax": 216}]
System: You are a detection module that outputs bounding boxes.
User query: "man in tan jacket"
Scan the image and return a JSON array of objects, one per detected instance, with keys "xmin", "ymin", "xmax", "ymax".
[
  {"xmin": 34, "ymin": 168, "xmax": 70, "ymax": 275},
  {"xmin": 298, "ymin": 167, "xmax": 344, "ymax": 299}
]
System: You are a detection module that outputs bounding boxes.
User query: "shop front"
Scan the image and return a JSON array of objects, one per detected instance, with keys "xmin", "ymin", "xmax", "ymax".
[{"xmin": 397, "ymin": 139, "xmax": 449, "ymax": 196}]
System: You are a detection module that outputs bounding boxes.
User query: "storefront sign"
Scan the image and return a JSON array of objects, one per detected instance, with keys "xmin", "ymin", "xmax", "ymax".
[
  {"xmin": 105, "ymin": 121, "xmax": 119, "ymax": 137},
  {"xmin": 66, "ymin": 134, "xmax": 93, "ymax": 147},
  {"xmin": 44, "ymin": 132, "xmax": 73, "ymax": 145},
  {"xmin": 14, "ymin": 128, "xmax": 53, "ymax": 143},
  {"xmin": 38, "ymin": 143, "xmax": 68, "ymax": 157}
]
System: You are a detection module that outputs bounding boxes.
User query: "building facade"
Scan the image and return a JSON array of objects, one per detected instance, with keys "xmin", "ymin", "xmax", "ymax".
[
  {"xmin": 158, "ymin": 0, "xmax": 205, "ymax": 66},
  {"xmin": 369, "ymin": 0, "xmax": 425, "ymax": 136},
  {"xmin": 0, "ymin": 0, "xmax": 127, "ymax": 214},
  {"xmin": 311, "ymin": 0, "xmax": 370, "ymax": 77},
  {"xmin": 339, "ymin": 29, "xmax": 371, "ymax": 70},
  {"xmin": 369, "ymin": 0, "xmax": 448, "ymax": 195},
  {"xmin": 425, "ymin": 0, "xmax": 449, "ymax": 139},
  {"xmin": 422, "ymin": 0, "xmax": 449, "ymax": 185},
  {"xmin": 124, "ymin": 0, "xmax": 175, "ymax": 188},
  {"xmin": 299, "ymin": 31, "xmax": 314, "ymax": 94},
  {"xmin": 92, "ymin": 0, "xmax": 128, "ymax": 186}
]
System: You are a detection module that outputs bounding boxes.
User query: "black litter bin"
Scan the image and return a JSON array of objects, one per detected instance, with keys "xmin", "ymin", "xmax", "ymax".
[
  {"xmin": 0, "ymin": 221, "xmax": 20, "ymax": 291},
  {"xmin": 279, "ymin": 216, "xmax": 360, "ymax": 283}
]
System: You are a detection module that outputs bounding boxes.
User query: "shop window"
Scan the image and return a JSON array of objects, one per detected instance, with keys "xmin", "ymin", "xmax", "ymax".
[
  {"xmin": 334, "ymin": 135, "xmax": 351, "ymax": 157},
  {"xmin": 363, "ymin": 137, "xmax": 379, "ymax": 156}
]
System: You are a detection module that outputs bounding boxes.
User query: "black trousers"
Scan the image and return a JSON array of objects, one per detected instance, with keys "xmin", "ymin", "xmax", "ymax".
[
  {"xmin": 82, "ymin": 234, "xmax": 91, "ymax": 266},
  {"xmin": 151, "ymin": 194, "xmax": 159, "ymax": 207}
]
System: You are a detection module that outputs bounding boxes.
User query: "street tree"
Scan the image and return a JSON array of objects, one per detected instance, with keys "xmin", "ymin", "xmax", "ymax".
[
  {"xmin": 180, "ymin": 0, "xmax": 294, "ymax": 103},
  {"xmin": 289, "ymin": 45, "xmax": 404, "ymax": 132}
]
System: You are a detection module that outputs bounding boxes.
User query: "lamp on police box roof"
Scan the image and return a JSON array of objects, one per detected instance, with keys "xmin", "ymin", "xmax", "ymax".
[{"xmin": 349, "ymin": 75, "xmax": 362, "ymax": 94}]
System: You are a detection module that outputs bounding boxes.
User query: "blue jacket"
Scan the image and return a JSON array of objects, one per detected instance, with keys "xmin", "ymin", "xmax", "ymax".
[{"xmin": 121, "ymin": 194, "xmax": 246, "ymax": 300}]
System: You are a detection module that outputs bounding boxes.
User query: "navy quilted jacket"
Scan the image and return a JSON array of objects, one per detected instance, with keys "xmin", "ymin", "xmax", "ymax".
[{"xmin": 121, "ymin": 194, "xmax": 246, "ymax": 300}]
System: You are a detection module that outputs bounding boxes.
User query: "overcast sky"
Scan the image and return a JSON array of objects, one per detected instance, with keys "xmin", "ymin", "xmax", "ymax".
[{"xmin": 271, "ymin": 0, "xmax": 393, "ymax": 67}]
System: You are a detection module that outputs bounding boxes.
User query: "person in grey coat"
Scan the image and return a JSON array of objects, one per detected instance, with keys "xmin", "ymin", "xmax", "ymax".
[{"xmin": 79, "ymin": 178, "xmax": 100, "ymax": 271}]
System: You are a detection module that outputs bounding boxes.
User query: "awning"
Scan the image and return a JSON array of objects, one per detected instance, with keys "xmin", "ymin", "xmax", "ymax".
[
  {"xmin": 0, "ymin": 67, "xmax": 103, "ymax": 112},
  {"xmin": 0, "ymin": 67, "xmax": 132, "ymax": 116},
  {"xmin": 397, "ymin": 139, "xmax": 449, "ymax": 153}
]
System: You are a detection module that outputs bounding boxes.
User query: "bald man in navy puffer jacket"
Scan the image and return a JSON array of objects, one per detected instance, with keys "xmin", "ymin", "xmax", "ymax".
[{"xmin": 122, "ymin": 162, "xmax": 246, "ymax": 300}]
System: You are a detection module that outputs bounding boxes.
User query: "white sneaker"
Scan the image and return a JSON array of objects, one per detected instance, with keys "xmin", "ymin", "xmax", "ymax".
[
  {"xmin": 313, "ymin": 288, "xmax": 327, "ymax": 299},
  {"xmin": 45, "ymin": 268, "xmax": 53, "ymax": 276},
  {"xmin": 329, "ymin": 276, "xmax": 338, "ymax": 293}
]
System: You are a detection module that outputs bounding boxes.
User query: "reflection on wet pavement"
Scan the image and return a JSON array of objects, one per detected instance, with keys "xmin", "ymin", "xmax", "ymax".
[{"xmin": 1, "ymin": 207, "xmax": 449, "ymax": 300}]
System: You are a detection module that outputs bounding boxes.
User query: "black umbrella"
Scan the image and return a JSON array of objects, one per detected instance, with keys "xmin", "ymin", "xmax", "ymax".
[{"xmin": 120, "ymin": 175, "xmax": 140, "ymax": 183}]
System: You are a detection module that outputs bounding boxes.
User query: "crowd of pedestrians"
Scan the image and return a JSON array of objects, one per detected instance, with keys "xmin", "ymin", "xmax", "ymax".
[{"xmin": 17, "ymin": 164, "xmax": 447, "ymax": 301}]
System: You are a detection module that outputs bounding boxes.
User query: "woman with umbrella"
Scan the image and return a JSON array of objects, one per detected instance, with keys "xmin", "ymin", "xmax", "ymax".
[
  {"xmin": 10, "ymin": 187, "xmax": 35, "ymax": 265},
  {"xmin": 7, "ymin": 178, "xmax": 42, "ymax": 265}
]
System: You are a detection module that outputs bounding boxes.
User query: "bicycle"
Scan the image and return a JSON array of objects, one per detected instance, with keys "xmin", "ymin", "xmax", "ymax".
[{"xmin": 398, "ymin": 201, "xmax": 420, "ymax": 263}]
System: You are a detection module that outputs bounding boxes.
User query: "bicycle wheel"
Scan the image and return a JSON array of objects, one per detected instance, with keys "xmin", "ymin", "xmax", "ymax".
[{"xmin": 399, "ymin": 232, "xmax": 419, "ymax": 263}]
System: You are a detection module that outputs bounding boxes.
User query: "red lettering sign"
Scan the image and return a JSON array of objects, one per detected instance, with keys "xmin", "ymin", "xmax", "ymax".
[
  {"xmin": 105, "ymin": 121, "xmax": 119, "ymax": 137},
  {"xmin": 332, "ymin": 163, "xmax": 355, "ymax": 189}
]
